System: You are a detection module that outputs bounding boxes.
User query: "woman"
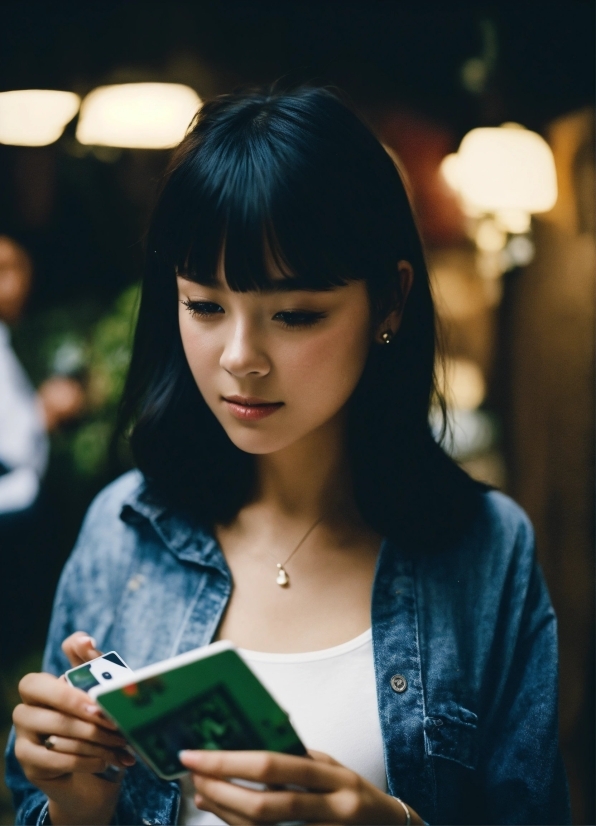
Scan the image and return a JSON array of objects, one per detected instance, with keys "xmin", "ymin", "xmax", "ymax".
[{"xmin": 6, "ymin": 86, "xmax": 569, "ymax": 825}]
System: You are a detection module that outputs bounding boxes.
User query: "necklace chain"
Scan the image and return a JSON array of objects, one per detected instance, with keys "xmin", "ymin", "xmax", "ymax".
[{"xmin": 269, "ymin": 513, "xmax": 325, "ymax": 588}]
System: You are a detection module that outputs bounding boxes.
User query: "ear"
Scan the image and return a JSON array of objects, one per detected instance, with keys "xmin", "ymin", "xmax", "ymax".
[{"xmin": 374, "ymin": 260, "xmax": 414, "ymax": 344}]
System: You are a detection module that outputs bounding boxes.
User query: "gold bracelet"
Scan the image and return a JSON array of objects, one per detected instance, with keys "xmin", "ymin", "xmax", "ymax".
[{"xmin": 394, "ymin": 796, "xmax": 411, "ymax": 825}]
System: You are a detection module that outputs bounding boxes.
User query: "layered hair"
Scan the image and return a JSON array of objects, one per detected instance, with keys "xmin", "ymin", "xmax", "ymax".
[{"xmin": 118, "ymin": 85, "xmax": 487, "ymax": 550}]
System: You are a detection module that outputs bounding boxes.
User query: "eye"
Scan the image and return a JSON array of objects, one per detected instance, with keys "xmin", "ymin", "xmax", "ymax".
[
  {"xmin": 181, "ymin": 299, "xmax": 224, "ymax": 318},
  {"xmin": 273, "ymin": 310, "xmax": 327, "ymax": 329}
]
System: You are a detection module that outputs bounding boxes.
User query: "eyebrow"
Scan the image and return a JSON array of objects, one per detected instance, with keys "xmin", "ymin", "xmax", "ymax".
[{"xmin": 176, "ymin": 272, "xmax": 335, "ymax": 293}]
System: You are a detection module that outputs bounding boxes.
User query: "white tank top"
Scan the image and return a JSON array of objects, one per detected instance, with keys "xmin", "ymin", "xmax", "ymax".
[{"xmin": 179, "ymin": 628, "xmax": 387, "ymax": 825}]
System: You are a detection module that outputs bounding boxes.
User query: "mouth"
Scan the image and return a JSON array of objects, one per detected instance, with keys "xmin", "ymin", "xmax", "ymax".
[{"xmin": 222, "ymin": 395, "xmax": 284, "ymax": 421}]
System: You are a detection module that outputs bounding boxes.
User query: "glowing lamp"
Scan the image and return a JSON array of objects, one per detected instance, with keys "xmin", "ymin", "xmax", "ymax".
[
  {"xmin": 455, "ymin": 124, "xmax": 557, "ymax": 214},
  {"xmin": 0, "ymin": 89, "xmax": 80, "ymax": 146},
  {"xmin": 76, "ymin": 83, "xmax": 202, "ymax": 149}
]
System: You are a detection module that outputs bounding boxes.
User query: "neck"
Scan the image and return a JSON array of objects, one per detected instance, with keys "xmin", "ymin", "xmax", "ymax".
[{"xmin": 251, "ymin": 412, "xmax": 354, "ymax": 522}]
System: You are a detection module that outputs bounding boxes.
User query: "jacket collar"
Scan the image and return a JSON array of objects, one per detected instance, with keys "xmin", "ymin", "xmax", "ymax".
[{"xmin": 119, "ymin": 477, "xmax": 230, "ymax": 575}]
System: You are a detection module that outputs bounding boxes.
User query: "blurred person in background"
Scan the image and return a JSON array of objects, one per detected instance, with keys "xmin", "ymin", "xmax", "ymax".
[
  {"xmin": 0, "ymin": 235, "xmax": 47, "ymax": 518},
  {"xmin": 0, "ymin": 235, "xmax": 85, "ymax": 664}
]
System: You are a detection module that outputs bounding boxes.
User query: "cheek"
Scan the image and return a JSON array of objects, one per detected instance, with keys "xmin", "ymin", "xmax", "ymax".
[
  {"xmin": 178, "ymin": 303, "xmax": 372, "ymax": 431},
  {"xmin": 178, "ymin": 314, "xmax": 218, "ymax": 390},
  {"xmin": 282, "ymin": 321, "xmax": 371, "ymax": 411}
]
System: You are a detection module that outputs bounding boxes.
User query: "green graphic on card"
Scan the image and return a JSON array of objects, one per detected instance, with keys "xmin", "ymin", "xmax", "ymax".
[{"xmin": 91, "ymin": 642, "xmax": 306, "ymax": 780}]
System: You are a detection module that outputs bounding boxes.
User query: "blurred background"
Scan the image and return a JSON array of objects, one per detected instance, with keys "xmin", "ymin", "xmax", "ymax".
[{"xmin": 0, "ymin": 1, "xmax": 593, "ymax": 822}]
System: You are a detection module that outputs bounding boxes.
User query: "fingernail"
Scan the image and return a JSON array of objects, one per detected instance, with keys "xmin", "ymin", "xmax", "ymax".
[
  {"xmin": 178, "ymin": 750, "xmax": 197, "ymax": 764},
  {"xmin": 194, "ymin": 795, "xmax": 204, "ymax": 807},
  {"xmin": 87, "ymin": 636, "xmax": 97, "ymax": 648},
  {"xmin": 84, "ymin": 703, "xmax": 101, "ymax": 715},
  {"xmin": 119, "ymin": 753, "xmax": 136, "ymax": 766}
]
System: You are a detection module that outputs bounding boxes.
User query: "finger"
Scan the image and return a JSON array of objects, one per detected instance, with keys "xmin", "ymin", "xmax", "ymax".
[
  {"xmin": 62, "ymin": 631, "xmax": 102, "ymax": 666},
  {"xmin": 15, "ymin": 736, "xmax": 112, "ymax": 780},
  {"xmin": 307, "ymin": 749, "xmax": 343, "ymax": 766},
  {"xmin": 38, "ymin": 736, "xmax": 135, "ymax": 767},
  {"xmin": 13, "ymin": 705, "xmax": 127, "ymax": 748},
  {"xmin": 17, "ymin": 674, "xmax": 119, "ymax": 731},
  {"xmin": 192, "ymin": 775, "xmax": 337, "ymax": 825},
  {"xmin": 192, "ymin": 792, "xmax": 255, "ymax": 826},
  {"xmin": 180, "ymin": 750, "xmax": 343, "ymax": 792}
]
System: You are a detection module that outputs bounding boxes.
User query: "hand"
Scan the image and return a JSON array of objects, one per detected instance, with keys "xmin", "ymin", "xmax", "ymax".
[
  {"xmin": 179, "ymin": 749, "xmax": 422, "ymax": 825},
  {"xmin": 12, "ymin": 632, "xmax": 134, "ymax": 825},
  {"xmin": 38, "ymin": 377, "xmax": 85, "ymax": 432},
  {"xmin": 61, "ymin": 630, "xmax": 103, "ymax": 665}
]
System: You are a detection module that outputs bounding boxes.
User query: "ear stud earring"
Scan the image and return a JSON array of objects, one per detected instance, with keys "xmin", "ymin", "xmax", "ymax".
[{"xmin": 381, "ymin": 330, "xmax": 394, "ymax": 344}]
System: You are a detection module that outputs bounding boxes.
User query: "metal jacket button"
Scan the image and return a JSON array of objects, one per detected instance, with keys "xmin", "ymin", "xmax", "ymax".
[{"xmin": 390, "ymin": 674, "xmax": 408, "ymax": 693}]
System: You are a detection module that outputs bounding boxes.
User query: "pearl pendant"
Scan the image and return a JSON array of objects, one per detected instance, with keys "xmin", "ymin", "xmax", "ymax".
[{"xmin": 276, "ymin": 564, "xmax": 289, "ymax": 587}]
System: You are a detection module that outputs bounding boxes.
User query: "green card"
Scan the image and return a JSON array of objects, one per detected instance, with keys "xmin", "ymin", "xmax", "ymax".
[{"xmin": 90, "ymin": 640, "xmax": 306, "ymax": 780}]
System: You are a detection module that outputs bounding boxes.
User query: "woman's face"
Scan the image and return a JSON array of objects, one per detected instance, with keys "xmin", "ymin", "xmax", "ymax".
[{"xmin": 176, "ymin": 268, "xmax": 375, "ymax": 456}]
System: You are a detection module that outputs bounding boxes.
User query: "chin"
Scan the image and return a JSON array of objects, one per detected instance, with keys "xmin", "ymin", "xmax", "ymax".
[
  {"xmin": 219, "ymin": 420, "xmax": 302, "ymax": 456},
  {"xmin": 225, "ymin": 431, "xmax": 293, "ymax": 455}
]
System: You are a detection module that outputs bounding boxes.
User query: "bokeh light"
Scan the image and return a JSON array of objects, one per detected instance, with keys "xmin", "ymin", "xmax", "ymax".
[
  {"xmin": 76, "ymin": 83, "xmax": 202, "ymax": 149},
  {"xmin": 0, "ymin": 89, "xmax": 80, "ymax": 146},
  {"xmin": 455, "ymin": 123, "xmax": 558, "ymax": 213}
]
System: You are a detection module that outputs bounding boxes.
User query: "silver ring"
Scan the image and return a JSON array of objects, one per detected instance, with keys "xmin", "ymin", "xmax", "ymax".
[{"xmin": 43, "ymin": 736, "xmax": 55, "ymax": 750}]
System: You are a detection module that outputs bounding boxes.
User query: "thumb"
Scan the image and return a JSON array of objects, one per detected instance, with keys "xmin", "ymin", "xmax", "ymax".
[{"xmin": 62, "ymin": 631, "xmax": 103, "ymax": 667}]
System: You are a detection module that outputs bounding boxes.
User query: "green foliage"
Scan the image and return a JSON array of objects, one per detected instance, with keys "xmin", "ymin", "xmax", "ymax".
[
  {"xmin": 72, "ymin": 285, "xmax": 140, "ymax": 478},
  {"xmin": 71, "ymin": 420, "xmax": 115, "ymax": 477},
  {"xmin": 87, "ymin": 286, "xmax": 139, "ymax": 410}
]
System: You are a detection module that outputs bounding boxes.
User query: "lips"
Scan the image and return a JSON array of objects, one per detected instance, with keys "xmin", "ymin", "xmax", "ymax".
[{"xmin": 222, "ymin": 395, "xmax": 284, "ymax": 421}]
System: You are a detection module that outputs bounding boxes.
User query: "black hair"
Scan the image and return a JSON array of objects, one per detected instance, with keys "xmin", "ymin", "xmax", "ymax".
[{"xmin": 118, "ymin": 85, "xmax": 488, "ymax": 551}]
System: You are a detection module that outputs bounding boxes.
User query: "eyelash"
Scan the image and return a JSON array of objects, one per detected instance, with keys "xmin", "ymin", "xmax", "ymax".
[
  {"xmin": 275, "ymin": 311, "xmax": 327, "ymax": 329},
  {"xmin": 181, "ymin": 300, "xmax": 223, "ymax": 319},
  {"xmin": 181, "ymin": 300, "xmax": 327, "ymax": 329}
]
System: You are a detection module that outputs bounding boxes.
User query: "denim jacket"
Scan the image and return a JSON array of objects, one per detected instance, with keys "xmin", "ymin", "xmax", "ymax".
[{"xmin": 5, "ymin": 470, "xmax": 570, "ymax": 825}]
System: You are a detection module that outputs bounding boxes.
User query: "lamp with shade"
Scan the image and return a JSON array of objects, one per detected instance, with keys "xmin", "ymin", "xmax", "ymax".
[{"xmin": 440, "ymin": 123, "xmax": 558, "ymax": 276}]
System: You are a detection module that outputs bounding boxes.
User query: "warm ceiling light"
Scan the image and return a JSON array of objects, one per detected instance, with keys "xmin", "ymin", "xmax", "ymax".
[
  {"xmin": 0, "ymin": 89, "xmax": 80, "ymax": 146},
  {"xmin": 76, "ymin": 83, "xmax": 202, "ymax": 149},
  {"xmin": 455, "ymin": 124, "xmax": 557, "ymax": 214}
]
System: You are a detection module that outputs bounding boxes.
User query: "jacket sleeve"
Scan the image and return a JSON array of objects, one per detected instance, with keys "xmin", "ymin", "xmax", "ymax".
[{"xmin": 479, "ymin": 513, "xmax": 570, "ymax": 825}]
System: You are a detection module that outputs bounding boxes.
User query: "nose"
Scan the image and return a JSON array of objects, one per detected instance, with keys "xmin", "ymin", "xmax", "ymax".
[{"xmin": 219, "ymin": 318, "xmax": 271, "ymax": 378}]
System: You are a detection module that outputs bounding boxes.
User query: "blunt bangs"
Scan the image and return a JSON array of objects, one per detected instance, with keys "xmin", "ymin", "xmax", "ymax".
[{"xmin": 152, "ymin": 88, "xmax": 407, "ymax": 296}]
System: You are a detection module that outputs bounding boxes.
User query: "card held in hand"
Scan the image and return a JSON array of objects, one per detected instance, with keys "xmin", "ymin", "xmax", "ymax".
[{"xmin": 89, "ymin": 640, "xmax": 307, "ymax": 780}]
